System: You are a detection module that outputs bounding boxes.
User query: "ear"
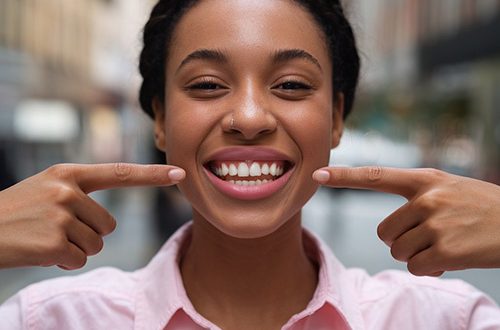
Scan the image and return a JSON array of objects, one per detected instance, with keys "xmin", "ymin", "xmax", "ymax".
[
  {"xmin": 331, "ymin": 92, "xmax": 345, "ymax": 149},
  {"xmin": 152, "ymin": 97, "xmax": 167, "ymax": 152}
]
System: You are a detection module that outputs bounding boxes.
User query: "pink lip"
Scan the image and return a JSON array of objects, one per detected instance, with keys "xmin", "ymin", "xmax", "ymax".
[
  {"xmin": 203, "ymin": 166, "xmax": 295, "ymax": 200},
  {"xmin": 202, "ymin": 147, "xmax": 296, "ymax": 200}
]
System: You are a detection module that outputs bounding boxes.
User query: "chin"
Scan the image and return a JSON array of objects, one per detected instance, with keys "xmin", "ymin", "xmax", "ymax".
[
  {"xmin": 187, "ymin": 181, "xmax": 318, "ymax": 240},
  {"xmin": 206, "ymin": 212, "xmax": 292, "ymax": 239}
]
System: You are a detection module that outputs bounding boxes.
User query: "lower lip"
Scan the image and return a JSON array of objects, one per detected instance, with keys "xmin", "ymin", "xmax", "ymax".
[{"xmin": 203, "ymin": 166, "xmax": 295, "ymax": 200}]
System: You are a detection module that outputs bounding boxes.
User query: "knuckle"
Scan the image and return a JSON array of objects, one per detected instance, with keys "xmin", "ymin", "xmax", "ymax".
[
  {"xmin": 407, "ymin": 256, "xmax": 433, "ymax": 276},
  {"xmin": 390, "ymin": 243, "xmax": 407, "ymax": 262},
  {"xmin": 366, "ymin": 166, "xmax": 384, "ymax": 182},
  {"xmin": 414, "ymin": 194, "xmax": 439, "ymax": 213},
  {"xmin": 52, "ymin": 210, "xmax": 73, "ymax": 227},
  {"xmin": 114, "ymin": 162, "xmax": 133, "ymax": 181},
  {"xmin": 376, "ymin": 223, "xmax": 389, "ymax": 243},
  {"xmin": 44, "ymin": 237, "xmax": 69, "ymax": 258},
  {"xmin": 148, "ymin": 166, "xmax": 163, "ymax": 183},
  {"xmin": 53, "ymin": 184, "xmax": 79, "ymax": 205},
  {"xmin": 89, "ymin": 238, "xmax": 104, "ymax": 256},
  {"xmin": 407, "ymin": 261, "xmax": 426, "ymax": 276},
  {"xmin": 108, "ymin": 216, "xmax": 117, "ymax": 233},
  {"xmin": 70, "ymin": 254, "xmax": 87, "ymax": 270},
  {"xmin": 101, "ymin": 214, "xmax": 117, "ymax": 235},
  {"xmin": 423, "ymin": 168, "xmax": 446, "ymax": 181},
  {"xmin": 432, "ymin": 241, "xmax": 455, "ymax": 261},
  {"xmin": 51, "ymin": 210, "xmax": 74, "ymax": 229},
  {"xmin": 331, "ymin": 168, "xmax": 348, "ymax": 182},
  {"xmin": 421, "ymin": 218, "xmax": 443, "ymax": 237},
  {"xmin": 46, "ymin": 164, "xmax": 74, "ymax": 180}
]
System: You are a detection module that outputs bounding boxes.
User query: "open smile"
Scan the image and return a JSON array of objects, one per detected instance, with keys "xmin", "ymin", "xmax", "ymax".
[{"xmin": 202, "ymin": 147, "xmax": 296, "ymax": 200}]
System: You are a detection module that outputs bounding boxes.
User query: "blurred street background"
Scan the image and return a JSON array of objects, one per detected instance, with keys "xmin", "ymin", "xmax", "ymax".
[{"xmin": 1, "ymin": 0, "xmax": 500, "ymax": 304}]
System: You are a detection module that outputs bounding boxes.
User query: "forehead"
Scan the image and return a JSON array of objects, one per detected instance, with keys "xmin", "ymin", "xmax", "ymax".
[{"xmin": 168, "ymin": 0, "xmax": 330, "ymax": 71}]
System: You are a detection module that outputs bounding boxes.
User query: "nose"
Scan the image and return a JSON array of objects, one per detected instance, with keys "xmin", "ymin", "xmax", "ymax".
[{"xmin": 222, "ymin": 87, "xmax": 277, "ymax": 140}]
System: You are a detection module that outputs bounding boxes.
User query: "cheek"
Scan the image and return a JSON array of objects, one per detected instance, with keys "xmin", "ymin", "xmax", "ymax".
[
  {"xmin": 282, "ymin": 103, "xmax": 332, "ymax": 168},
  {"xmin": 162, "ymin": 99, "xmax": 214, "ymax": 165}
]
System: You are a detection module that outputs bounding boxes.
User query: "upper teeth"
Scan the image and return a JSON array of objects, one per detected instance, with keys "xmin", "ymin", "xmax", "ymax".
[{"xmin": 214, "ymin": 162, "xmax": 284, "ymax": 178}]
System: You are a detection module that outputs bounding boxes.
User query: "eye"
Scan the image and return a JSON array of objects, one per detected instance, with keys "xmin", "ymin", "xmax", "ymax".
[
  {"xmin": 275, "ymin": 81, "xmax": 312, "ymax": 90},
  {"xmin": 184, "ymin": 77, "xmax": 229, "ymax": 99},
  {"xmin": 187, "ymin": 81, "xmax": 225, "ymax": 90},
  {"xmin": 272, "ymin": 78, "xmax": 315, "ymax": 100}
]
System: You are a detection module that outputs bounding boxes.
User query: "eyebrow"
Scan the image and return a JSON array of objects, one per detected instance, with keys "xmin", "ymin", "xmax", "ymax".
[
  {"xmin": 176, "ymin": 48, "xmax": 322, "ymax": 73},
  {"xmin": 272, "ymin": 49, "xmax": 323, "ymax": 72},
  {"xmin": 176, "ymin": 49, "xmax": 228, "ymax": 73}
]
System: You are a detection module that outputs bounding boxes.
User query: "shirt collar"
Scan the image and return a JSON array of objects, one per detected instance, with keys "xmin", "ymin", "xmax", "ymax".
[
  {"xmin": 135, "ymin": 222, "xmax": 213, "ymax": 329},
  {"xmin": 298, "ymin": 228, "xmax": 366, "ymax": 330},
  {"xmin": 135, "ymin": 222, "xmax": 364, "ymax": 330}
]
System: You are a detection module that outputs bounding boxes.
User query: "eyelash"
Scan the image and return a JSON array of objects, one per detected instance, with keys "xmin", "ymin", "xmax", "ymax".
[
  {"xmin": 275, "ymin": 80, "xmax": 312, "ymax": 90},
  {"xmin": 186, "ymin": 80, "xmax": 225, "ymax": 90},
  {"xmin": 186, "ymin": 80, "xmax": 312, "ymax": 90}
]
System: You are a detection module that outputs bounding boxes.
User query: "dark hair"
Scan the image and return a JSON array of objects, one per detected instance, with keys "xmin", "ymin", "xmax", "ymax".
[{"xmin": 139, "ymin": 0, "xmax": 360, "ymax": 119}]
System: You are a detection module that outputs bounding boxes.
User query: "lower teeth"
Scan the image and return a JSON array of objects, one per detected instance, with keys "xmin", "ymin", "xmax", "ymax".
[{"xmin": 229, "ymin": 179, "xmax": 271, "ymax": 186}]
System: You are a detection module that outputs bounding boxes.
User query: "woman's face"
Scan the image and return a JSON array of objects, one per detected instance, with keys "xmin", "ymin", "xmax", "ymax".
[{"xmin": 154, "ymin": 0, "xmax": 343, "ymax": 238}]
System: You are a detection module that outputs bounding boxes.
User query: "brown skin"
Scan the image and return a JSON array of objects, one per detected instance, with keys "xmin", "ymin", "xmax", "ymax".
[
  {"xmin": 0, "ymin": 163, "xmax": 185, "ymax": 269},
  {"xmin": 152, "ymin": 0, "xmax": 342, "ymax": 328},
  {"xmin": 313, "ymin": 166, "xmax": 500, "ymax": 277},
  {"xmin": 1, "ymin": 0, "xmax": 499, "ymax": 328}
]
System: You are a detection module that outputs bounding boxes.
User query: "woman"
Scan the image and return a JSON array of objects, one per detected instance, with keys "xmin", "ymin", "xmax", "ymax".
[{"xmin": 1, "ymin": 0, "xmax": 499, "ymax": 329}]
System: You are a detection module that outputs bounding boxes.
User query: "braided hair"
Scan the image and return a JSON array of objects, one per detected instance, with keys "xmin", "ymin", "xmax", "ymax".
[{"xmin": 139, "ymin": 0, "xmax": 360, "ymax": 119}]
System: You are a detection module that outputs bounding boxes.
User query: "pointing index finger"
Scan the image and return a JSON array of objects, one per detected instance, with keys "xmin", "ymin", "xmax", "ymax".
[
  {"xmin": 69, "ymin": 163, "xmax": 186, "ymax": 193},
  {"xmin": 313, "ymin": 166, "xmax": 437, "ymax": 199}
]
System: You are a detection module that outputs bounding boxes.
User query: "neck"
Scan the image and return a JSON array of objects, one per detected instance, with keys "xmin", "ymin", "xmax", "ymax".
[{"xmin": 180, "ymin": 211, "xmax": 318, "ymax": 330}]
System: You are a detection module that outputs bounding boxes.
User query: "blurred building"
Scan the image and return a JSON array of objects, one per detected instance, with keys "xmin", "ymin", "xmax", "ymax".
[
  {"xmin": 350, "ymin": 0, "xmax": 500, "ymax": 182},
  {"xmin": 0, "ymin": 0, "xmax": 154, "ymax": 183}
]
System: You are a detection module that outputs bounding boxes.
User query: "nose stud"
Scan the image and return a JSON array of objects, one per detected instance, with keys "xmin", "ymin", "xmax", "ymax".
[{"xmin": 230, "ymin": 117, "xmax": 236, "ymax": 130}]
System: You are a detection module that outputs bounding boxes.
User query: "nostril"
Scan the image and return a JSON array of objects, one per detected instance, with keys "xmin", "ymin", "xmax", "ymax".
[{"xmin": 223, "ymin": 112, "xmax": 278, "ymax": 140}]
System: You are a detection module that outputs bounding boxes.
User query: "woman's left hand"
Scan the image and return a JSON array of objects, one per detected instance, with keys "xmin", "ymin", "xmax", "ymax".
[{"xmin": 313, "ymin": 166, "xmax": 500, "ymax": 276}]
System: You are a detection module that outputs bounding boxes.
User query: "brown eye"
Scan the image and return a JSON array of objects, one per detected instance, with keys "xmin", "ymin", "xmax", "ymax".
[
  {"xmin": 184, "ymin": 77, "xmax": 229, "ymax": 99},
  {"xmin": 272, "ymin": 79, "xmax": 315, "ymax": 100},
  {"xmin": 276, "ymin": 81, "xmax": 312, "ymax": 90},
  {"xmin": 187, "ymin": 82, "xmax": 224, "ymax": 90}
]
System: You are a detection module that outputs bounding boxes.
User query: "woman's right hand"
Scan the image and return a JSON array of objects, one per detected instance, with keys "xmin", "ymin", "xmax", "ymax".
[{"xmin": 0, "ymin": 163, "xmax": 185, "ymax": 270}]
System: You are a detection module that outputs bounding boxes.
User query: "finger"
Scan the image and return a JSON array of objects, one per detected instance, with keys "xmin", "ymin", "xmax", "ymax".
[
  {"xmin": 56, "ymin": 242, "xmax": 88, "ymax": 270},
  {"xmin": 66, "ymin": 219, "xmax": 104, "ymax": 256},
  {"xmin": 407, "ymin": 247, "xmax": 442, "ymax": 276},
  {"xmin": 390, "ymin": 226, "xmax": 432, "ymax": 262},
  {"xmin": 71, "ymin": 193, "xmax": 116, "ymax": 236},
  {"xmin": 70, "ymin": 163, "xmax": 185, "ymax": 193},
  {"xmin": 377, "ymin": 202, "xmax": 421, "ymax": 246},
  {"xmin": 313, "ymin": 166, "xmax": 438, "ymax": 199}
]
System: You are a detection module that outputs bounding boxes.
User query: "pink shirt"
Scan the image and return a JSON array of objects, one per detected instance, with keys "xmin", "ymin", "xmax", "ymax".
[{"xmin": 1, "ymin": 222, "xmax": 499, "ymax": 330}]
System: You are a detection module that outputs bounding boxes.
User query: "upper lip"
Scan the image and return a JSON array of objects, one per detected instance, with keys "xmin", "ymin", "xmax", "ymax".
[{"xmin": 203, "ymin": 146, "xmax": 295, "ymax": 164}]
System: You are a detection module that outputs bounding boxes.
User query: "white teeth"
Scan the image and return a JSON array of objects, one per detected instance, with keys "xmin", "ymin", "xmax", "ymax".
[
  {"xmin": 229, "ymin": 163, "xmax": 238, "ymax": 176},
  {"xmin": 214, "ymin": 161, "xmax": 285, "ymax": 178},
  {"xmin": 269, "ymin": 163, "xmax": 277, "ymax": 176},
  {"xmin": 221, "ymin": 163, "xmax": 229, "ymax": 176},
  {"xmin": 261, "ymin": 163, "xmax": 270, "ymax": 175},
  {"xmin": 277, "ymin": 167, "xmax": 283, "ymax": 176},
  {"xmin": 237, "ymin": 163, "xmax": 249, "ymax": 177},
  {"xmin": 232, "ymin": 179, "xmax": 271, "ymax": 186},
  {"xmin": 249, "ymin": 162, "xmax": 261, "ymax": 177}
]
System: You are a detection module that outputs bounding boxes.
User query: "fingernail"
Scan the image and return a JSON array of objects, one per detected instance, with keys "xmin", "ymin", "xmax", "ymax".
[
  {"xmin": 168, "ymin": 168, "xmax": 185, "ymax": 182},
  {"xmin": 312, "ymin": 170, "xmax": 330, "ymax": 183}
]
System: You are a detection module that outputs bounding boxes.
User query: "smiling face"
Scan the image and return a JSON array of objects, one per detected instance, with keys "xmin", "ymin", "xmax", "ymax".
[{"xmin": 153, "ymin": 0, "xmax": 344, "ymax": 239}]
